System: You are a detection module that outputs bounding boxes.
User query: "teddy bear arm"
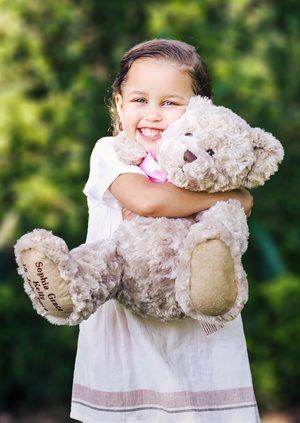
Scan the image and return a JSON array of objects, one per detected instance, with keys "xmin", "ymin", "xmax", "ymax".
[{"xmin": 114, "ymin": 132, "xmax": 147, "ymax": 165}]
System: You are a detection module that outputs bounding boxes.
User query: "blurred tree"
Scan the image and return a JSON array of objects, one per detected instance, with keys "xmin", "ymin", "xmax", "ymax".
[
  {"xmin": 0, "ymin": 274, "xmax": 77, "ymax": 410},
  {"xmin": 244, "ymin": 274, "xmax": 300, "ymax": 409},
  {"xmin": 0, "ymin": 0, "xmax": 150, "ymax": 413},
  {"xmin": 0, "ymin": 0, "xmax": 150, "ymax": 248}
]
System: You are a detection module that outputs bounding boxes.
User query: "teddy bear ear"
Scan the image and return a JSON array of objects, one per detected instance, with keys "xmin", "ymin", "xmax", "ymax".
[
  {"xmin": 114, "ymin": 132, "xmax": 147, "ymax": 165},
  {"xmin": 245, "ymin": 127, "xmax": 284, "ymax": 188},
  {"xmin": 186, "ymin": 95, "xmax": 212, "ymax": 110}
]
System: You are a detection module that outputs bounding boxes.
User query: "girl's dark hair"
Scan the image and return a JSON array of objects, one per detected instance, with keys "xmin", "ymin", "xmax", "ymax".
[{"xmin": 110, "ymin": 39, "xmax": 212, "ymax": 134}]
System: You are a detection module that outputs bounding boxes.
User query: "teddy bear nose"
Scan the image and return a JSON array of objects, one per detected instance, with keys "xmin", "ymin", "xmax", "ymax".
[{"xmin": 184, "ymin": 150, "xmax": 197, "ymax": 163}]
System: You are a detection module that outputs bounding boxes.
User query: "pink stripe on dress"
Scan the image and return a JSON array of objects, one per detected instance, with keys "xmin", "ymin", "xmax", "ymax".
[{"xmin": 72, "ymin": 384, "xmax": 256, "ymax": 410}]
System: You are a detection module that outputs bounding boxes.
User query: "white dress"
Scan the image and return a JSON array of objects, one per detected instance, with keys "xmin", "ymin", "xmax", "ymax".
[{"xmin": 70, "ymin": 136, "xmax": 260, "ymax": 423}]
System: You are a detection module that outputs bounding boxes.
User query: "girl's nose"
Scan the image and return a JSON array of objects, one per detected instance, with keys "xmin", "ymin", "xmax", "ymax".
[{"xmin": 145, "ymin": 105, "xmax": 162, "ymax": 122}]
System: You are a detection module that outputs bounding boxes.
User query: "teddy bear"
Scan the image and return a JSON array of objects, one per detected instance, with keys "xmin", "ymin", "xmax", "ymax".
[{"xmin": 14, "ymin": 96, "xmax": 284, "ymax": 334}]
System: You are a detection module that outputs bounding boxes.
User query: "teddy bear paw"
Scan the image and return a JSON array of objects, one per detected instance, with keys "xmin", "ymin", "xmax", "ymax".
[
  {"xmin": 189, "ymin": 239, "xmax": 237, "ymax": 316},
  {"xmin": 19, "ymin": 248, "xmax": 74, "ymax": 323},
  {"xmin": 15, "ymin": 229, "xmax": 76, "ymax": 324}
]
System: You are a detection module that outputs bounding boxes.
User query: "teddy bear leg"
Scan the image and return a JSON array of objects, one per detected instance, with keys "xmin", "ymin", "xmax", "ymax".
[
  {"xmin": 14, "ymin": 229, "xmax": 122, "ymax": 325},
  {"xmin": 176, "ymin": 199, "xmax": 249, "ymax": 328}
]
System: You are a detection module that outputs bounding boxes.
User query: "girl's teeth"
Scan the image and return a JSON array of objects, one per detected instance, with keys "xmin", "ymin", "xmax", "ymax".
[{"xmin": 140, "ymin": 128, "xmax": 161, "ymax": 138}]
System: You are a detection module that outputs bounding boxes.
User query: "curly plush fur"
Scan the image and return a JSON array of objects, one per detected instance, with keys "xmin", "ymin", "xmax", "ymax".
[{"xmin": 14, "ymin": 96, "xmax": 284, "ymax": 332}]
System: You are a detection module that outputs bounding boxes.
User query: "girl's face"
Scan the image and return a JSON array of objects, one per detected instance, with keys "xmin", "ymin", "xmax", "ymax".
[{"xmin": 115, "ymin": 58, "xmax": 194, "ymax": 152}]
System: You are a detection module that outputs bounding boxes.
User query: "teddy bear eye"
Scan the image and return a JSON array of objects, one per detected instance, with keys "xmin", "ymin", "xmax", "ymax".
[
  {"xmin": 184, "ymin": 132, "xmax": 193, "ymax": 136},
  {"xmin": 206, "ymin": 149, "xmax": 215, "ymax": 156}
]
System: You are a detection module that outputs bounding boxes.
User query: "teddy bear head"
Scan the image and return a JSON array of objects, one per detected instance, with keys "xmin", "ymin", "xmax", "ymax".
[{"xmin": 114, "ymin": 96, "xmax": 284, "ymax": 192}]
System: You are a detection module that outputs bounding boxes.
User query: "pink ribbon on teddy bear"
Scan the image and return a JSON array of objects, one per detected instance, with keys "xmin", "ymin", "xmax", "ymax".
[{"xmin": 139, "ymin": 150, "xmax": 169, "ymax": 183}]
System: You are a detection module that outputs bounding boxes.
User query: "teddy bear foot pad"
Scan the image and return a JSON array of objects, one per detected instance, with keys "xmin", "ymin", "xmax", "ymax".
[
  {"xmin": 189, "ymin": 239, "xmax": 237, "ymax": 316},
  {"xmin": 20, "ymin": 248, "xmax": 73, "ymax": 319}
]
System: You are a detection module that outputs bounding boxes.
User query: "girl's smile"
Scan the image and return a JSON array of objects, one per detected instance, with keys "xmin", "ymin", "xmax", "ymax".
[
  {"xmin": 115, "ymin": 57, "xmax": 194, "ymax": 152},
  {"xmin": 138, "ymin": 127, "xmax": 164, "ymax": 141}
]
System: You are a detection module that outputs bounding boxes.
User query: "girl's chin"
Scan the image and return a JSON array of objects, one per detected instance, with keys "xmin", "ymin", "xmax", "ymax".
[
  {"xmin": 136, "ymin": 137, "xmax": 161, "ymax": 152},
  {"xmin": 140, "ymin": 141, "xmax": 158, "ymax": 152}
]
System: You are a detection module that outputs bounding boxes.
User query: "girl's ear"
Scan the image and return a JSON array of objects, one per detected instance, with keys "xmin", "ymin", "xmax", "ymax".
[{"xmin": 115, "ymin": 94, "xmax": 123, "ymax": 118}]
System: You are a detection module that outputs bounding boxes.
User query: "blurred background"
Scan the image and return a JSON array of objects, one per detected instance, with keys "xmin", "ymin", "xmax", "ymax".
[{"xmin": 0, "ymin": 0, "xmax": 299, "ymax": 422}]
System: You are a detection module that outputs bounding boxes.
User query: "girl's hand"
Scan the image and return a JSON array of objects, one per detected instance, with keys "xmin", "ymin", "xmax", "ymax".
[
  {"xmin": 231, "ymin": 189, "xmax": 253, "ymax": 217},
  {"xmin": 122, "ymin": 208, "xmax": 138, "ymax": 221}
]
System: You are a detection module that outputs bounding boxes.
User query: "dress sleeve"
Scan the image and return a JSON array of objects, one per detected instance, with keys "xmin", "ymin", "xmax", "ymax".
[{"xmin": 83, "ymin": 137, "xmax": 146, "ymax": 209}]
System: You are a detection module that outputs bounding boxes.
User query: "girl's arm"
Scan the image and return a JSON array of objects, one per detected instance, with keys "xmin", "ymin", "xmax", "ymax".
[{"xmin": 109, "ymin": 173, "xmax": 253, "ymax": 217}]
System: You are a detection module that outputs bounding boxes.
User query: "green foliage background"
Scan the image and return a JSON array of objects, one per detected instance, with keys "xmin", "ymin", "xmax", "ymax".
[{"xmin": 1, "ymin": 0, "xmax": 299, "ymax": 416}]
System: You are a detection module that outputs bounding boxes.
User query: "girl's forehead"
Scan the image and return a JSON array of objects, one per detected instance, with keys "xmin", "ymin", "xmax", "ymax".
[
  {"xmin": 128, "ymin": 57, "xmax": 184, "ymax": 75},
  {"xmin": 123, "ymin": 58, "xmax": 193, "ymax": 96}
]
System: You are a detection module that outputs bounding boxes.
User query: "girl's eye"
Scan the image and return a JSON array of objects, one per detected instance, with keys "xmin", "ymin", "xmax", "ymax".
[
  {"xmin": 163, "ymin": 100, "xmax": 177, "ymax": 106},
  {"xmin": 132, "ymin": 98, "xmax": 146, "ymax": 103}
]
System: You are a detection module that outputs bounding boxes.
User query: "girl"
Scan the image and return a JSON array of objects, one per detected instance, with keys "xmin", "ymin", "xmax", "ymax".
[{"xmin": 70, "ymin": 39, "xmax": 260, "ymax": 423}]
